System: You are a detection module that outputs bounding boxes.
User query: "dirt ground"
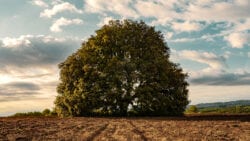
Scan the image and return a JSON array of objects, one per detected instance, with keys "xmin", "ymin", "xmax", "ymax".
[{"xmin": 0, "ymin": 115, "xmax": 250, "ymax": 141}]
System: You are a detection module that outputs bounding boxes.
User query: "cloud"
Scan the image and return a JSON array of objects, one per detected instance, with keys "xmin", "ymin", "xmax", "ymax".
[
  {"xmin": 2, "ymin": 36, "xmax": 31, "ymax": 48},
  {"xmin": 172, "ymin": 49, "xmax": 250, "ymax": 86},
  {"xmin": 0, "ymin": 82, "xmax": 40, "ymax": 97},
  {"xmin": 50, "ymin": 17, "xmax": 83, "ymax": 32},
  {"xmin": 190, "ymin": 71, "xmax": 250, "ymax": 86},
  {"xmin": 0, "ymin": 35, "xmax": 80, "ymax": 68},
  {"xmin": 84, "ymin": 0, "xmax": 250, "ymax": 30},
  {"xmin": 5, "ymin": 82, "xmax": 40, "ymax": 91},
  {"xmin": 84, "ymin": 0, "xmax": 138, "ymax": 18},
  {"xmin": 32, "ymin": 0, "xmax": 48, "ymax": 7},
  {"xmin": 133, "ymin": 0, "xmax": 249, "ymax": 26},
  {"xmin": 164, "ymin": 32, "xmax": 173, "ymax": 40},
  {"xmin": 184, "ymin": 1, "xmax": 250, "ymax": 22},
  {"xmin": 0, "ymin": 81, "xmax": 41, "ymax": 104},
  {"xmin": 0, "ymin": 35, "xmax": 81, "ymax": 110},
  {"xmin": 40, "ymin": 2, "xmax": 83, "ymax": 18},
  {"xmin": 169, "ymin": 37, "xmax": 197, "ymax": 43},
  {"xmin": 97, "ymin": 16, "xmax": 115, "ymax": 27},
  {"xmin": 172, "ymin": 21, "xmax": 204, "ymax": 32},
  {"xmin": 82, "ymin": 0, "xmax": 250, "ymax": 43},
  {"xmin": 134, "ymin": 1, "xmax": 168, "ymax": 18},
  {"xmin": 168, "ymin": 32, "xmax": 227, "ymax": 43},
  {"xmin": 134, "ymin": 0, "xmax": 178, "ymax": 25},
  {"xmin": 179, "ymin": 50, "xmax": 227, "ymax": 71},
  {"xmin": 224, "ymin": 32, "xmax": 250, "ymax": 48}
]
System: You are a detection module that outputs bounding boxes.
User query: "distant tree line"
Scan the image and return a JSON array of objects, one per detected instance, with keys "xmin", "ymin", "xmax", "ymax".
[
  {"xmin": 185, "ymin": 105, "xmax": 250, "ymax": 114},
  {"xmin": 10, "ymin": 108, "xmax": 57, "ymax": 117},
  {"xmin": 10, "ymin": 105, "xmax": 250, "ymax": 117}
]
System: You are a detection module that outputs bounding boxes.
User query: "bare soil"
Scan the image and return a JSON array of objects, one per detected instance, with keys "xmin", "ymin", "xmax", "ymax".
[{"xmin": 0, "ymin": 115, "xmax": 250, "ymax": 141}]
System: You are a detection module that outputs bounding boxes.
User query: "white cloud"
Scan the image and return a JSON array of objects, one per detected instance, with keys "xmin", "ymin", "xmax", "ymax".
[
  {"xmin": 84, "ymin": 0, "xmax": 138, "ymax": 18},
  {"xmin": 50, "ymin": 17, "xmax": 83, "ymax": 32},
  {"xmin": 173, "ymin": 50, "xmax": 250, "ymax": 87},
  {"xmin": 134, "ymin": 1, "xmax": 168, "ymax": 18},
  {"xmin": 40, "ymin": 2, "xmax": 83, "ymax": 18},
  {"xmin": 172, "ymin": 21, "xmax": 204, "ymax": 32},
  {"xmin": 84, "ymin": 0, "xmax": 250, "ymax": 31},
  {"xmin": 169, "ymin": 33, "xmax": 225, "ymax": 42},
  {"xmin": 165, "ymin": 32, "xmax": 173, "ymax": 39},
  {"xmin": 32, "ymin": 0, "xmax": 48, "ymax": 7},
  {"xmin": 184, "ymin": 1, "xmax": 250, "ymax": 22},
  {"xmin": 133, "ymin": 0, "xmax": 250, "ymax": 26},
  {"xmin": 0, "ymin": 35, "xmax": 80, "ymax": 68},
  {"xmin": 97, "ymin": 16, "xmax": 115, "ymax": 27},
  {"xmin": 224, "ymin": 32, "xmax": 250, "ymax": 48},
  {"xmin": 2, "ymin": 36, "xmax": 31, "ymax": 48},
  {"xmin": 179, "ymin": 50, "xmax": 227, "ymax": 71},
  {"xmin": 169, "ymin": 37, "xmax": 197, "ymax": 43},
  {"xmin": 134, "ymin": 0, "xmax": 178, "ymax": 25}
]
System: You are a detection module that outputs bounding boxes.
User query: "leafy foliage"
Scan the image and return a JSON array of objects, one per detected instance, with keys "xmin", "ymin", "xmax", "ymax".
[
  {"xmin": 42, "ymin": 108, "xmax": 51, "ymax": 116},
  {"xmin": 186, "ymin": 105, "xmax": 198, "ymax": 113},
  {"xmin": 55, "ymin": 20, "xmax": 189, "ymax": 117}
]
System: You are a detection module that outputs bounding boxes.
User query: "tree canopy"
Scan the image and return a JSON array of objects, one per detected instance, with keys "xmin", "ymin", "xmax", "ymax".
[{"xmin": 55, "ymin": 20, "xmax": 189, "ymax": 117}]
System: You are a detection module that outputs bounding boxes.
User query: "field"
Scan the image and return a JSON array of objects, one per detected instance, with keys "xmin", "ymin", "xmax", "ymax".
[{"xmin": 0, "ymin": 115, "xmax": 250, "ymax": 141}]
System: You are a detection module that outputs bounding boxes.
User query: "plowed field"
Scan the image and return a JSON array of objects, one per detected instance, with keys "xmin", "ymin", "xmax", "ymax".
[{"xmin": 1, "ymin": 115, "xmax": 250, "ymax": 141}]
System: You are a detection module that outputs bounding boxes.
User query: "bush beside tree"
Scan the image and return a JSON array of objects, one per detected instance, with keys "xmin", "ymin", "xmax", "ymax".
[{"xmin": 186, "ymin": 105, "xmax": 198, "ymax": 113}]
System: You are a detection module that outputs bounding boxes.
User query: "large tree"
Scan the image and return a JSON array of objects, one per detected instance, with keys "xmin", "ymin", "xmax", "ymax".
[{"xmin": 55, "ymin": 20, "xmax": 189, "ymax": 117}]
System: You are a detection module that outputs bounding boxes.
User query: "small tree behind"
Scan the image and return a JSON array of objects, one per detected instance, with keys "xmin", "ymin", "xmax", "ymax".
[
  {"xmin": 42, "ymin": 108, "xmax": 51, "ymax": 116},
  {"xmin": 186, "ymin": 105, "xmax": 198, "ymax": 113},
  {"xmin": 55, "ymin": 20, "xmax": 189, "ymax": 117}
]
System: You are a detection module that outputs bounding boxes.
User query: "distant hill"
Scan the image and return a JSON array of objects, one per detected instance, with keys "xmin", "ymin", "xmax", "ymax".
[{"xmin": 196, "ymin": 100, "xmax": 250, "ymax": 108}]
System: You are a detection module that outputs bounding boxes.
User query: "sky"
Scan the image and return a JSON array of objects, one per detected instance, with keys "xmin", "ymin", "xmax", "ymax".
[{"xmin": 0, "ymin": 0, "xmax": 250, "ymax": 116}]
